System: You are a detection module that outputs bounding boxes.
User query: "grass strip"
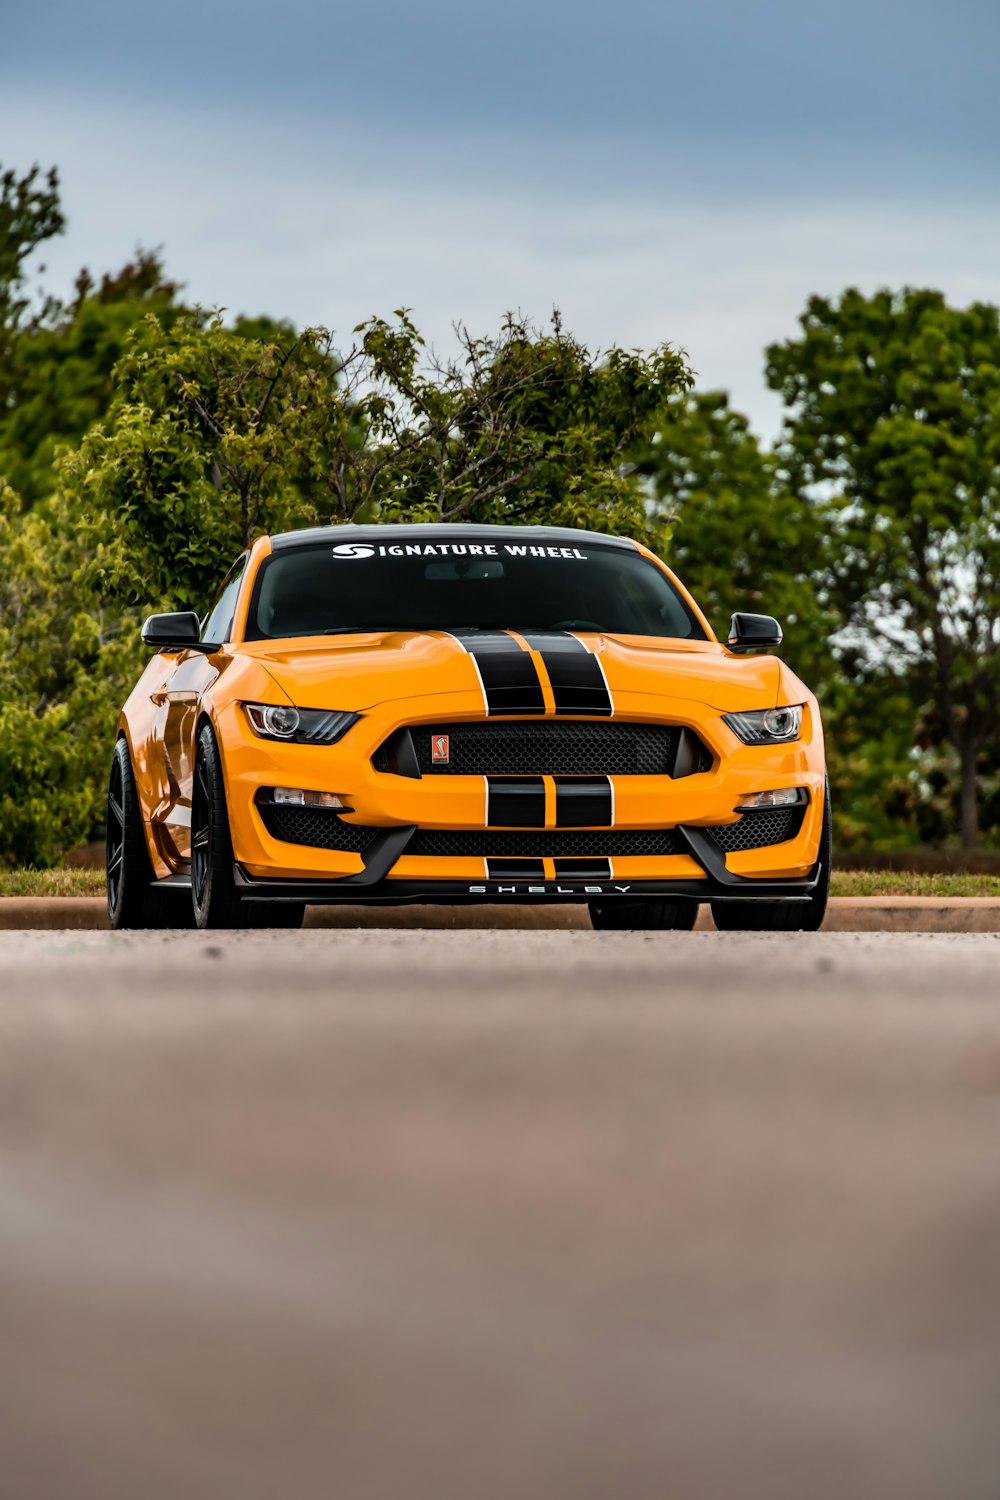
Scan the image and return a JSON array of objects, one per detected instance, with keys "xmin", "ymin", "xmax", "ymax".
[
  {"xmin": 0, "ymin": 869, "xmax": 107, "ymax": 898},
  {"xmin": 831, "ymin": 870, "xmax": 1000, "ymax": 898},
  {"xmin": 3, "ymin": 868, "xmax": 1000, "ymax": 900}
]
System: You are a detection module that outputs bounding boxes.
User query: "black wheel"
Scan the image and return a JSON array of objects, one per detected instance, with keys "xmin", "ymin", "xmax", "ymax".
[
  {"xmin": 589, "ymin": 900, "xmax": 699, "ymax": 931},
  {"xmin": 107, "ymin": 738, "xmax": 189, "ymax": 929},
  {"xmin": 191, "ymin": 723, "xmax": 245, "ymax": 929},
  {"xmin": 711, "ymin": 778, "xmax": 832, "ymax": 933}
]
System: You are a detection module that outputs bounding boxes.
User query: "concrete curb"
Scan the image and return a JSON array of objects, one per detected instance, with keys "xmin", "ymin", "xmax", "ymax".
[{"xmin": 2, "ymin": 895, "xmax": 1000, "ymax": 932}]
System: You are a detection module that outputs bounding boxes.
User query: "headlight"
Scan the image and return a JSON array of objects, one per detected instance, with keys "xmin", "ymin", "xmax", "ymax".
[
  {"xmin": 723, "ymin": 705, "xmax": 803, "ymax": 744},
  {"xmin": 243, "ymin": 704, "xmax": 359, "ymax": 744}
]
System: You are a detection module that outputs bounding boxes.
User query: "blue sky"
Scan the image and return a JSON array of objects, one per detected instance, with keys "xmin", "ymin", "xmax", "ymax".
[{"xmin": 3, "ymin": 0, "xmax": 997, "ymax": 438}]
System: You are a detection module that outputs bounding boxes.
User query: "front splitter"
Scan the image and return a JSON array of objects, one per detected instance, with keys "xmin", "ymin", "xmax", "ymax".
[{"xmin": 233, "ymin": 867, "xmax": 821, "ymax": 906}]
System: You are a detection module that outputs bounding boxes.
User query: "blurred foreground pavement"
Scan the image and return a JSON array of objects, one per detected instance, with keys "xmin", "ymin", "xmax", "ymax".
[{"xmin": 1, "ymin": 930, "xmax": 999, "ymax": 1500}]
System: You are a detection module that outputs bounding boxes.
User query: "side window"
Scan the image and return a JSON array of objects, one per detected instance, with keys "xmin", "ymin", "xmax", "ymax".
[{"xmin": 201, "ymin": 554, "xmax": 249, "ymax": 644}]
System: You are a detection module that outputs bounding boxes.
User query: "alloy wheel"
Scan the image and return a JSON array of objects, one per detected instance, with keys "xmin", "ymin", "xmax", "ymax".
[
  {"xmin": 191, "ymin": 753, "xmax": 212, "ymax": 909},
  {"xmin": 106, "ymin": 754, "xmax": 126, "ymax": 914}
]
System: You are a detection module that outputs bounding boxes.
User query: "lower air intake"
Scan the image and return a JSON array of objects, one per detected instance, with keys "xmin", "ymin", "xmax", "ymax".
[
  {"xmin": 257, "ymin": 803, "xmax": 382, "ymax": 853},
  {"xmin": 407, "ymin": 828, "xmax": 686, "ymax": 858},
  {"xmin": 257, "ymin": 804, "xmax": 805, "ymax": 858},
  {"xmin": 706, "ymin": 806, "xmax": 805, "ymax": 852}
]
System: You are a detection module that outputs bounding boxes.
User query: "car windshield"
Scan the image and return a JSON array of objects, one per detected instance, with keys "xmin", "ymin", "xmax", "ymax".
[{"xmin": 244, "ymin": 538, "xmax": 708, "ymax": 642}]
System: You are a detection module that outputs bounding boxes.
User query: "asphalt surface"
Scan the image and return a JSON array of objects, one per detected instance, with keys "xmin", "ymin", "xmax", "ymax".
[
  {"xmin": 2, "ymin": 930, "xmax": 1000, "ymax": 1500},
  {"xmin": 7, "ymin": 895, "xmax": 1000, "ymax": 930}
]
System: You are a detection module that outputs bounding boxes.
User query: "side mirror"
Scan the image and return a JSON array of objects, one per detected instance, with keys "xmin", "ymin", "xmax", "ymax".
[
  {"xmin": 727, "ymin": 612, "xmax": 782, "ymax": 654},
  {"xmin": 141, "ymin": 611, "xmax": 216, "ymax": 653}
]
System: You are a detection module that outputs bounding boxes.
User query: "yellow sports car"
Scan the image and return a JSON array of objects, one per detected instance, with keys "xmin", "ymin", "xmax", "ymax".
[{"xmin": 107, "ymin": 523, "xmax": 829, "ymax": 931}]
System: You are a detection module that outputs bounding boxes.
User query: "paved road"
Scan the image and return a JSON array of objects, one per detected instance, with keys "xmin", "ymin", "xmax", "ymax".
[{"xmin": 2, "ymin": 930, "xmax": 999, "ymax": 1500}]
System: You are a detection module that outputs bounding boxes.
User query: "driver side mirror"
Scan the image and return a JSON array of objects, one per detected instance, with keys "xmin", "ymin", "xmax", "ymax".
[
  {"xmin": 141, "ymin": 611, "xmax": 217, "ymax": 654},
  {"xmin": 727, "ymin": 612, "xmax": 782, "ymax": 654}
]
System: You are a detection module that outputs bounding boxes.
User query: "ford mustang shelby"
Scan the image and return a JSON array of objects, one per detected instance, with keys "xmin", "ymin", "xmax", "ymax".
[{"xmin": 107, "ymin": 523, "xmax": 829, "ymax": 931}]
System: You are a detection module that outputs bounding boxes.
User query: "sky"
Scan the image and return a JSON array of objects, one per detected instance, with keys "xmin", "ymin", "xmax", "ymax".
[{"xmin": 3, "ymin": 0, "xmax": 998, "ymax": 440}]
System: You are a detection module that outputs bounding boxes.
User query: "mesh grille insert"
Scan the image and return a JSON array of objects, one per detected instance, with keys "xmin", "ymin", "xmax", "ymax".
[
  {"xmin": 706, "ymin": 807, "xmax": 805, "ymax": 852},
  {"xmin": 258, "ymin": 803, "xmax": 382, "ymax": 853},
  {"xmin": 407, "ymin": 828, "xmax": 687, "ymax": 858},
  {"xmin": 257, "ymin": 803, "xmax": 804, "ymax": 858},
  {"xmin": 409, "ymin": 810, "xmax": 804, "ymax": 860},
  {"xmin": 384, "ymin": 721, "xmax": 712, "ymax": 777}
]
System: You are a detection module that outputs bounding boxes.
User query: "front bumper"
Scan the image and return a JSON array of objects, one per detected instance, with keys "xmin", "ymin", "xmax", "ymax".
[
  {"xmin": 219, "ymin": 688, "xmax": 826, "ymax": 895},
  {"xmin": 234, "ymin": 824, "xmax": 824, "ymax": 905}
]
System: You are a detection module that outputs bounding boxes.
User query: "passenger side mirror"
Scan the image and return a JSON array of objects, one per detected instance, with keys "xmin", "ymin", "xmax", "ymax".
[
  {"xmin": 727, "ymin": 612, "xmax": 782, "ymax": 654},
  {"xmin": 141, "ymin": 611, "xmax": 217, "ymax": 653}
]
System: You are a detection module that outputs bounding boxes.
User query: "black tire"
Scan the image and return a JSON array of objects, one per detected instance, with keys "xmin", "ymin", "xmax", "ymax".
[
  {"xmin": 107, "ymin": 738, "xmax": 190, "ymax": 929},
  {"xmin": 711, "ymin": 778, "xmax": 832, "ymax": 933},
  {"xmin": 191, "ymin": 723, "xmax": 245, "ymax": 929},
  {"xmin": 589, "ymin": 900, "xmax": 699, "ymax": 931}
]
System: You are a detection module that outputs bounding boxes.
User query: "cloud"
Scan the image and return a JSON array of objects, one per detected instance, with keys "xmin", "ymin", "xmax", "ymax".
[
  {"xmin": 5, "ymin": 91, "xmax": 1000, "ymax": 442},
  {"xmin": 6, "ymin": 0, "xmax": 1000, "ymax": 162}
]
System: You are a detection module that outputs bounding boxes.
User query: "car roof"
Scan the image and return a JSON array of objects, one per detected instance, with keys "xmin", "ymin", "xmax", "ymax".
[{"xmin": 267, "ymin": 523, "xmax": 639, "ymax": 551}]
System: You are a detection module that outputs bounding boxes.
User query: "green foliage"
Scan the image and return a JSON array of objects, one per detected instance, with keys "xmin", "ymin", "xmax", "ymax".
[
  {"xmin": 66, "ymin": 307, "xmax": 693, "ymax": 611},
  {"xmin": 347, "ymin": 309, "xmax": 691, "ymax": 542},
  {"xmin": 820, "ymin": 665, "xmax": 925, "ymax": 849},
  {"xmin": 767, "ymin": 288, "xmax": 1000, "ymax": 845},
  {"xmin": 641, "ymin": 390, "xmax": 837, "ymax": 686},
  {"xmin": 0, "ymin": 252, "xmax": 183, "ymax": 505},
  {"xmin": 638, "ymin": 387, "xmax": 982, "ymax": 850},
  {"xmin": 65, "ymin": 313, "xmax": 339, "ymax": 607},
  {"xmin": 0, "ymin": 490, "xmax": 140, "ymax": 866},
  {"xmin": 0, "ymin": 163, "xmax": 64, "ymax": 389}
]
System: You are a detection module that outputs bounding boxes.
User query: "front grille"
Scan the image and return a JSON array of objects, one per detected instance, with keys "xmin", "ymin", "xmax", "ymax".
[
  {"xmin": 376, "ymin": 721, "xmax": 713, "ymax": 777},
  {"xmin": 707, "ymin": 807, "xmax": 805, "ymax": 852},
  {"xmin": 407, "ymin": 828, "xmax": 687, "ymax": 858},
  {"xmin": 258, "ymin": 803, "xmax": 382, "ymax": 853}
]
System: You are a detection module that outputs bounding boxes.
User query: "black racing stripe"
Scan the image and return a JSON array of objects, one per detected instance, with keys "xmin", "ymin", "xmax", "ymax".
[
  {"xmin": 553, "ymin": 858, "xmax": 613, "ymax": 881},
  {"xmin": 520, "ymin": 632, "xmax": 613, "ymax": 717},
  {"xmin": 450, "ymin": 630, "xmax": 545, "ymax": 716},
  {"xmin": 487, "ymin": 858, "xmax": 547, "ymax": 880},
  {"xmin": 486, "ymin": 776, "xmax": 546, "ymax": 827},
  {"xmin": 553, "ymin": 776, "xmax": 613, "ymax": 828}
]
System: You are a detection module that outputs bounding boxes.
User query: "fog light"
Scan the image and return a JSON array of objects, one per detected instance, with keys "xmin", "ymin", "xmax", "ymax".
[
  {"xmin": 737, "ymin": 787, "xmax": 807, "ymax": 809},
  {"xmin": 272, "ymin": 787, "xmax": 304, "ymax": 805},
  {"xmin": 272, "ymin": 787, "xmax": 347, "ymax": 808}
]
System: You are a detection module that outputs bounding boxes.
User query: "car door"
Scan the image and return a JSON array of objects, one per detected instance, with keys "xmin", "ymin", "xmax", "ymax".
[{"xmin": 154, "ymin": 554, "xmax": 248, "ymax": 862}]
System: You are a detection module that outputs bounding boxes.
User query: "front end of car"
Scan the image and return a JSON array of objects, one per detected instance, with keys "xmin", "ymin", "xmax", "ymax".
[{"xmin": 219, "ymin": 656, "xmax": 826, "ymax": 911}]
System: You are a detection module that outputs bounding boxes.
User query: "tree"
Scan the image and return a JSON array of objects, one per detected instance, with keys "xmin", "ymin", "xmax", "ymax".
[
  {"xmin": 344, "ymin": 309, "xmax": 690, "ymax": 537},
  {"xmin": 638, "ymin": 390, "xmax": 930, "ymax": 848},
  {"xmin": 767, "ymin": 288, "xmax": 1000, "ymax": 847},
  {"xmin": 640, "ymin": 390, "xmax": 838, "ymax": 688},
  {"xmin": 65, "ymin": 312, "xmax": 345, "ymax": 608},
  {"xmin": 0, "ymin": 162, "xmax": 64, "ymax": 403},
  {"xmin": 0, "ymin": 250, "xmax": 183, "ymax": 505},
  {"xmin": 0, "ymin": 487, "xmax": 139, "ymax": 866},
  {"xmin": 67, "ymin": 308, "xmax": 692, "ymax": 611}
]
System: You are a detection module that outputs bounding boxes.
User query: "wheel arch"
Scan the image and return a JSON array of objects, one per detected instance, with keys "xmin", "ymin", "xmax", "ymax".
[
  {"xmin": 111, "ymin": 720, "xmax": 164, "ymax": 878},
  {"xmin": 194, "ymin": 705, "xmax": 226, "ymax": 775}
]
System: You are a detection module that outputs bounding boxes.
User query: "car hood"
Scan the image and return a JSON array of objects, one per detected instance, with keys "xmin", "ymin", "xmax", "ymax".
[{"xmin": 239, "ymin": 630, "xmax": 782, "ymax": 713}]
